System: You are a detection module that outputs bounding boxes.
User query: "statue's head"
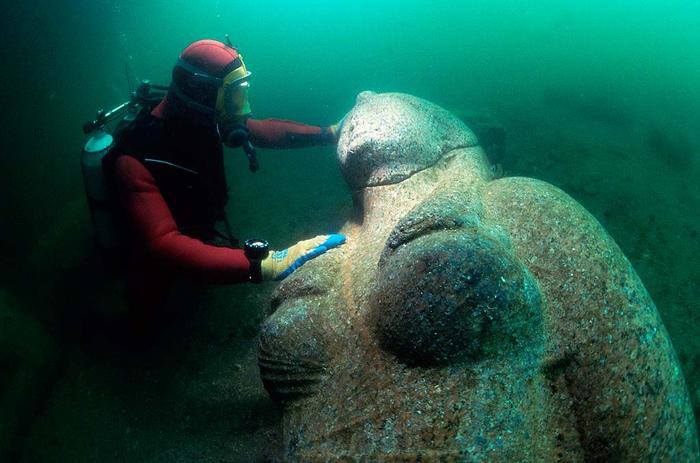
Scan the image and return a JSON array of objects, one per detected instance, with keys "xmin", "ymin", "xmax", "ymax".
[{"xmin": 337, "ymin": 91, "xmax": 479, "ymax": 190}]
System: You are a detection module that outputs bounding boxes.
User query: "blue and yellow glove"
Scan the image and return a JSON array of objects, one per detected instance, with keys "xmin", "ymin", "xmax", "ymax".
[{"xmin": 261, "ymin": 234, "xmax": 346, "ymax": 281}]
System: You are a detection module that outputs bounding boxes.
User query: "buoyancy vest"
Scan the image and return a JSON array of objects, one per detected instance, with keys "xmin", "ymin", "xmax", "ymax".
[{"xmin": 105, "ymin": 111, "xmax": 230, "ymax": 242}]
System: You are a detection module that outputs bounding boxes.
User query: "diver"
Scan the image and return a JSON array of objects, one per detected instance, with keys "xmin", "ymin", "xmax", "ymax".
[{"xmin": 96, "ymin": 39, "xmax": 346, "ymax": 336}]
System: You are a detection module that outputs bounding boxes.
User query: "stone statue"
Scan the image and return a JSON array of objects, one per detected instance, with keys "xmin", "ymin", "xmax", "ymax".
[{"xmin": 257, "ymin": 91, "xmax": 699, "ymax": 461}]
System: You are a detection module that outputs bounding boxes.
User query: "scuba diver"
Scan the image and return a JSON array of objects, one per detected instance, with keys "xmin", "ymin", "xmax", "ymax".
[{"xmin": 84, "ymin": 39, "xmax": 346, "ymax": 336}]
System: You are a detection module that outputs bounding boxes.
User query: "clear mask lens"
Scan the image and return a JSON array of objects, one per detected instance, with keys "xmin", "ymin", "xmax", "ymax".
[{"xmin": 229, "ymin": 81, "xmax": 251, "ymax": 117}]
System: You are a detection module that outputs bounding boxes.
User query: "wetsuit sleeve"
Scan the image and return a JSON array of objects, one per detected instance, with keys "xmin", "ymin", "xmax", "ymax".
[
  {"xmin": 113, "ymin": 155, "xmax": 251, "ymax": 284},
  {"xmin": 246, "ymin": 118, "xmax": 336, "ymax": 149}
]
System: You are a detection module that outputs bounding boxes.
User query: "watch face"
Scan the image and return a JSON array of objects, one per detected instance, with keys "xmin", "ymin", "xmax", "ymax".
[{"xmin": 244, "ymin": 238, "xmax": 269, "ymax": 260}]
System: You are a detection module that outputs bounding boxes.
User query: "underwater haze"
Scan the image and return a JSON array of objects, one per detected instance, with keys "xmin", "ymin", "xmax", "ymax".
[{"xmin": 1, "ymin": 0, "xmax": 698, "ymax": 461}]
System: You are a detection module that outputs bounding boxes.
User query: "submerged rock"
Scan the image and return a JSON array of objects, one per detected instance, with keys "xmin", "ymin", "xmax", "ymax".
[
  {"xmin": 258, "ymin": 91, "xmax": 699, "ymax": 461},
  {"xmin": 0, "ymin": 290, "xmax": 57, "ymax": 461}
]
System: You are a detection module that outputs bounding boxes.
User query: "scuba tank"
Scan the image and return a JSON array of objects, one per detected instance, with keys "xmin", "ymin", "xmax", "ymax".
[
  {"xmin": 81, "ymin": 128, "xmax": 118, "ymax": 250},
  {"xmin": 81, "ymin": 81, "xmax": 168, "ymax": 254}
]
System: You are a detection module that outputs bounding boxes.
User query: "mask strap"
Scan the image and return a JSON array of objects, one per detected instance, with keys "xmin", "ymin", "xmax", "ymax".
[
  {"xmin": 169, "ymin": 82, "xmax": 218, "ymax": 117},
  {"xmin": 174, "ymin": 59, "xmax": 224, "ymax": 87}
]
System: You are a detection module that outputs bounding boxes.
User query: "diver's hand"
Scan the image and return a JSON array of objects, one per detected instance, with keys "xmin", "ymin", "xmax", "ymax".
[
  {"xmin": 329, "ymin": 114, "xmax": 348, "ymax": 142},
  {"xmin": 261, "ymin": 234, "xmax": 346, "ymax": 281}
]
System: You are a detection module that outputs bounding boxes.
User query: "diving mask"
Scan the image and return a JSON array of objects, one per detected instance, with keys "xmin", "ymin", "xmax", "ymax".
[{"xmin": 216, "ymin": 59, "xmax": 252, "ymax": 123}]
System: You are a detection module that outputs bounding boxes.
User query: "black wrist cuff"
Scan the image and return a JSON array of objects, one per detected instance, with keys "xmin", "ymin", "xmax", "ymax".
[
  {"xmin": 244, "ymin": 238, "xmax": 269, "ymax": 284},
  {"xmin": 248, "ymin": 258, "xmax": 263, "ymax": 283}
]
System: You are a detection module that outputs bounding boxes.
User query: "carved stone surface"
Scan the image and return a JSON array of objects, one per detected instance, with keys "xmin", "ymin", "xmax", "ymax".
[{"xmin": 258, "ymin": 91, "xmax": 699, "ymax": 461}]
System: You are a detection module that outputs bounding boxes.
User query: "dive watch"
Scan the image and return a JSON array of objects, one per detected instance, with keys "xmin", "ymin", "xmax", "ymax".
[{"xmin": 244, "ymin": 238, "xmax": 269, "ymax": 283}]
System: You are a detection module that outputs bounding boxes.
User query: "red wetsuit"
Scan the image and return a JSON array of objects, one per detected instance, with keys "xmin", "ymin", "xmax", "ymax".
[{"xmin": 112, "ymin": 99, "xmax": 335, "ymax": 323}]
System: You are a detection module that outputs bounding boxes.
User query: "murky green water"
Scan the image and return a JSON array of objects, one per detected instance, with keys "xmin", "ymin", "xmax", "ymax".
[{"xmin": 1, "ymin": 1, "xmax": 698, "ymax": 461}]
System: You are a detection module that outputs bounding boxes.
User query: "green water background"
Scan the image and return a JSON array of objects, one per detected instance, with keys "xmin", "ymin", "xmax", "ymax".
[{"xmin": 1, "ymin": 0, "xmax": 698, "ymax": 461}]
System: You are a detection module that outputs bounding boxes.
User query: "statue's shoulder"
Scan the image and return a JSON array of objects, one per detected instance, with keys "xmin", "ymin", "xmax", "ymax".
[
  {"xmin": 481, "ymin": 175, "xmax": 648, "ymax": 334},
  {"xmin": 482, "ymin": 176, "xmax": 698, "ymax": 459}
]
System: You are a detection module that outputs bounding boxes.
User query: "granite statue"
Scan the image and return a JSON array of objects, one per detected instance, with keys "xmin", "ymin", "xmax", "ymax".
[{"xmin": 257, "ymin": 91, "xmax": 698, "ymax": 461}]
